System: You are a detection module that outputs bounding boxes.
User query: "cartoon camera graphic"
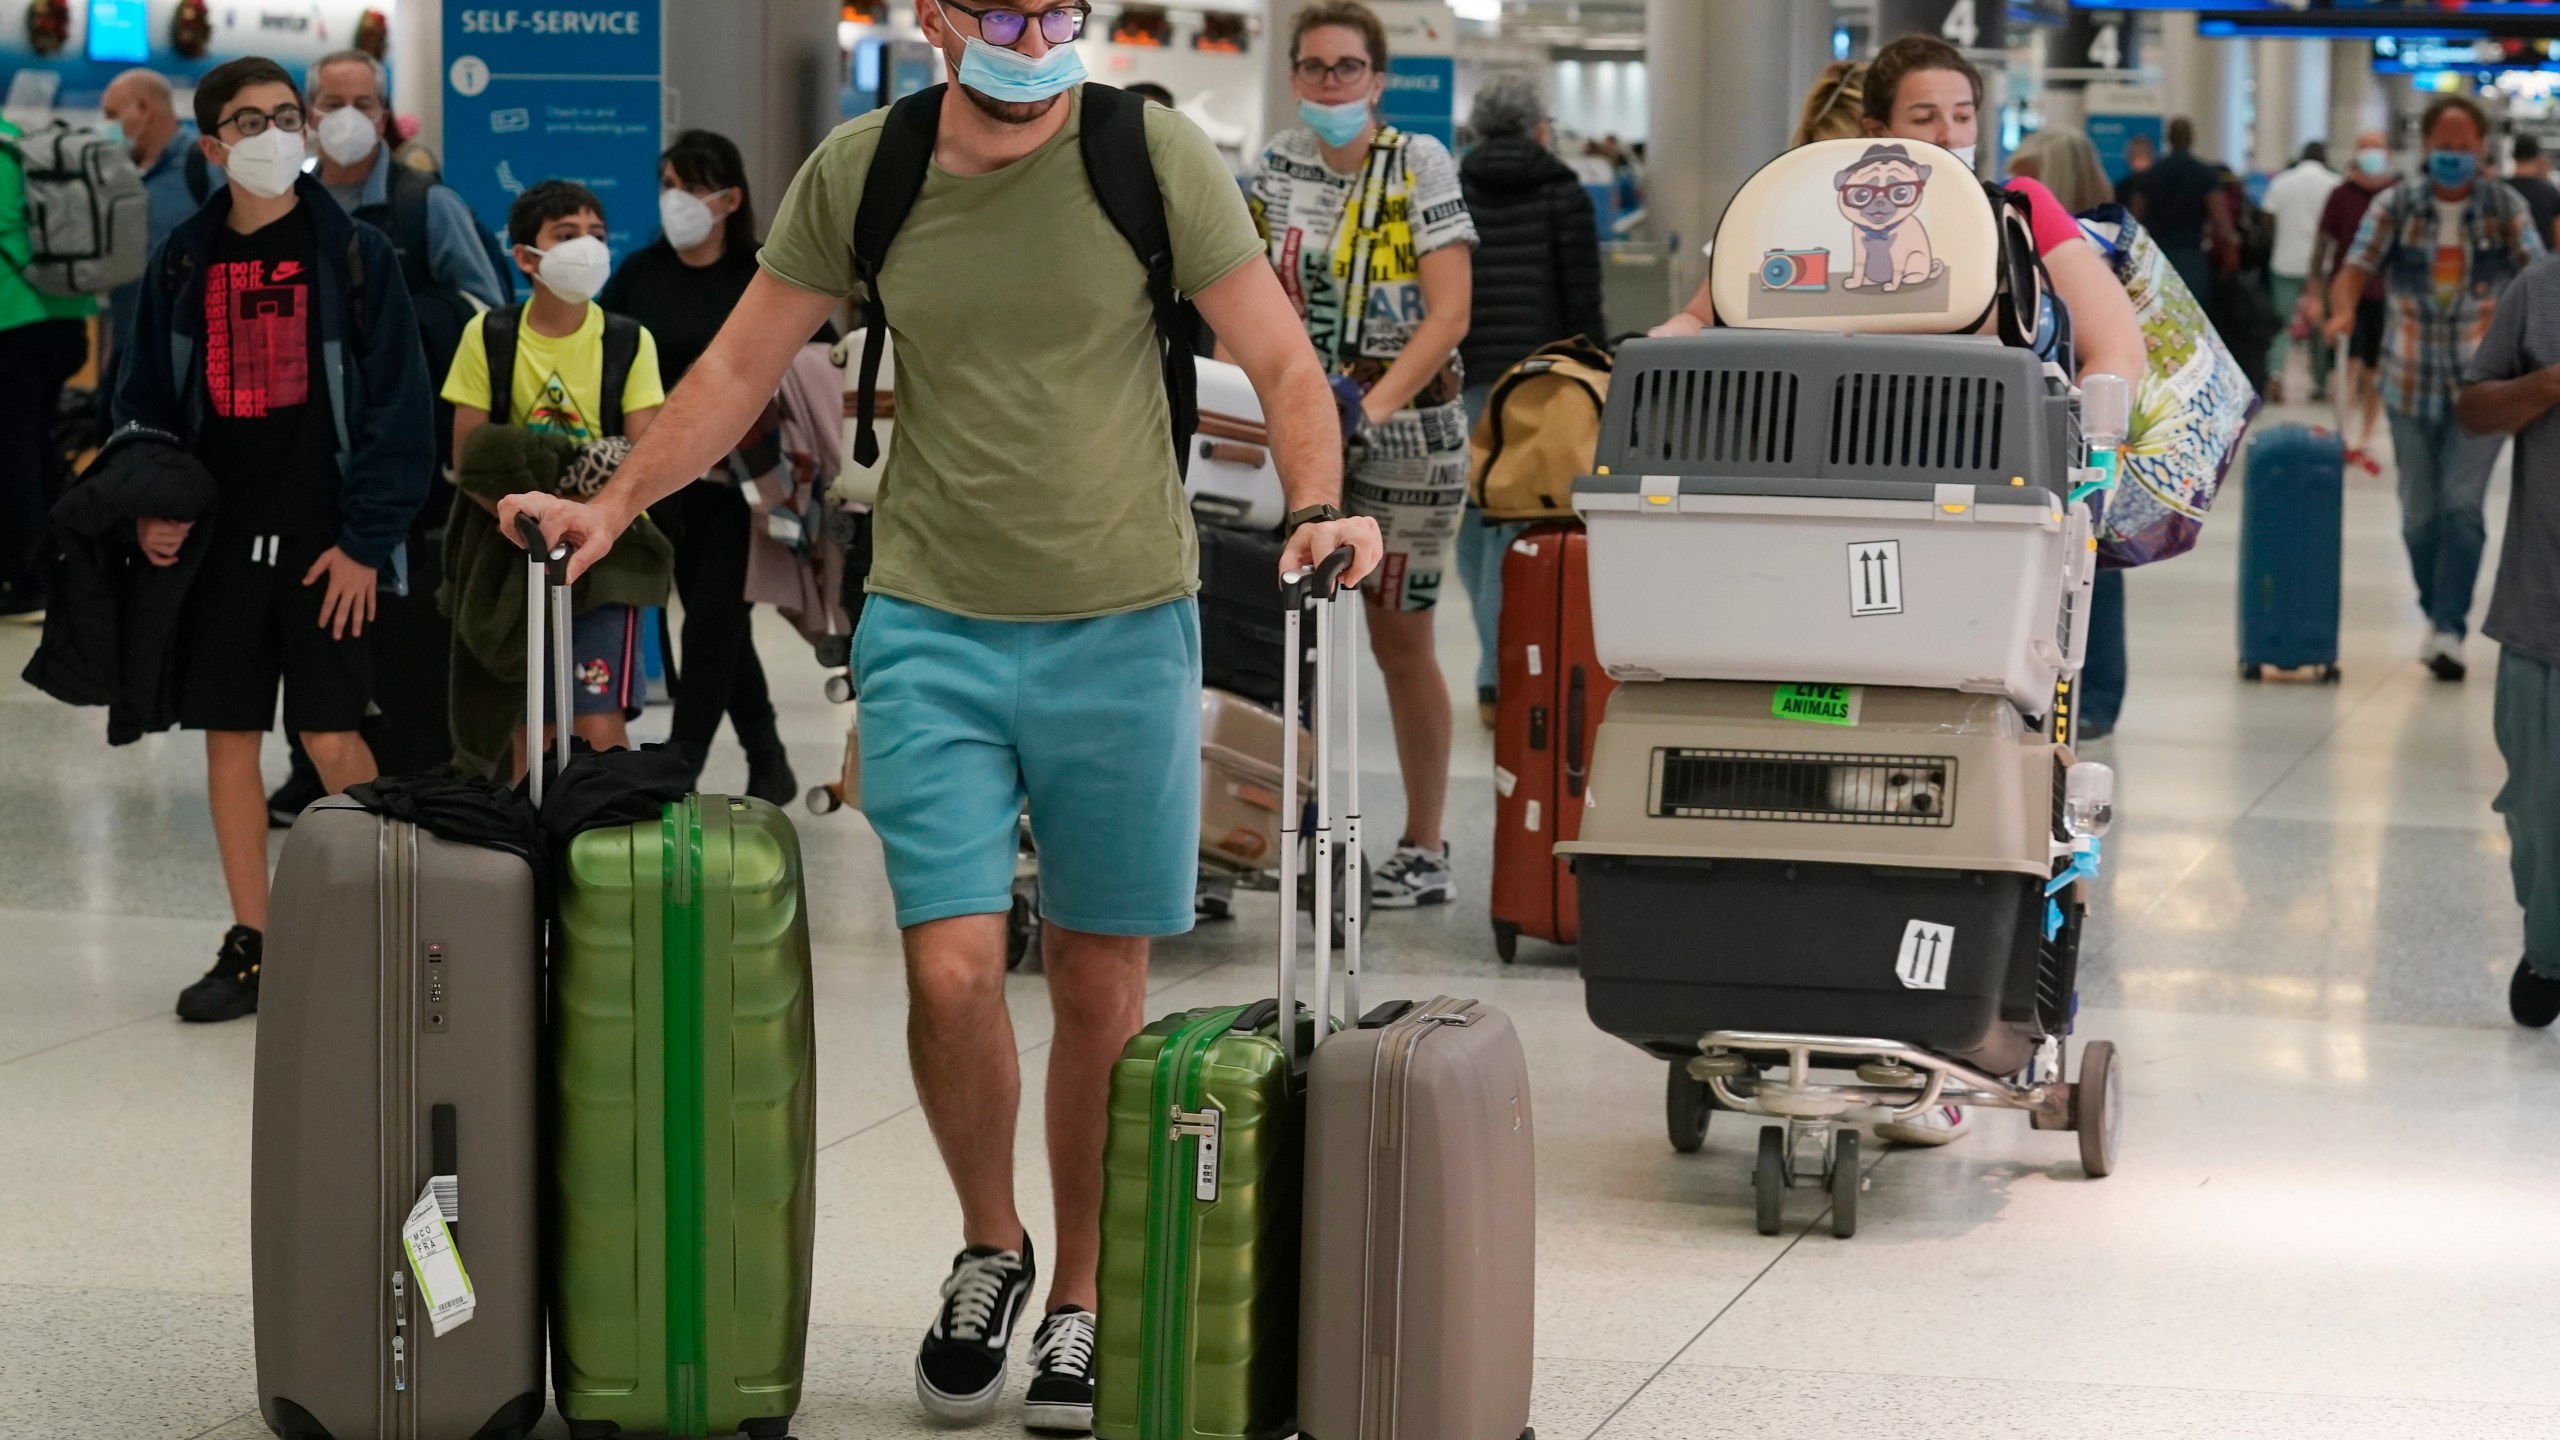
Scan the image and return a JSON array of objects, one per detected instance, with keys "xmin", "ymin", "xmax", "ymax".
[{"xmin": 1760, "ymin": 247, "xmax": 1831, "ymax": 292}]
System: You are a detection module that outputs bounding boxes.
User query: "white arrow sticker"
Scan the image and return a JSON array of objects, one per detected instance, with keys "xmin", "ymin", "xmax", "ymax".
[
  {"xmin": 1896, "ymin": 920, "xmax": 1955, "ymax": 990},
  {"xmin": 1849, "ymin": 540, "xmax": 1904, "ymax": 617}
]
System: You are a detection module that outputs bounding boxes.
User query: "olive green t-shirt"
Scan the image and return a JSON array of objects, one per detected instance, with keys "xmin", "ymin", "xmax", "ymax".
[{"xmin": 759, "ymin": 91, "xmax": 1265, "ymax": 620}]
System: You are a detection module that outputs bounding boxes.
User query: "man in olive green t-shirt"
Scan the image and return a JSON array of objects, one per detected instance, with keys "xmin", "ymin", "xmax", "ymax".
[
  {"xmin": 503, "ymin": 1, "xmax": 1378, "ymax": 1426},
  {"xmin": 0, "ymin": 115, "xmax": 101, "ymax": 619}
]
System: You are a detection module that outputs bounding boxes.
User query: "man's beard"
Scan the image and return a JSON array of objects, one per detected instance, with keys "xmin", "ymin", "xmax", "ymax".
[{"xmin": 958, "ymin": 83, "xmax": 1061, "ymax": 126}]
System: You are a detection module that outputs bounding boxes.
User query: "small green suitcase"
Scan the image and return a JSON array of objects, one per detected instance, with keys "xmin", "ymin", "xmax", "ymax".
[
  {"xmin": 553, "ymin": 792, "xmax": 817, "ymax": 1439},
  {"xmin": 1093, "ymin": 549, "xmax": 1362, "ymax": 1440}
]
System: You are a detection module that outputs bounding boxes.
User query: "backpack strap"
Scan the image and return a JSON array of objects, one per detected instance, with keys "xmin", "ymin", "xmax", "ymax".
[
  {"xmin": 1080, "ymin": 82, "xmax": 1199, "ymax": 469},
  {"xmin": 482, "ymin": 305, "xmax": 519, "ymax": 427},
  {"xmin": 847, "ymin": 85, "xmax": 945, "ymax": 467},
  {"xmin": 385, "ymin": 162, "xmax": 437, "ymax": 294},
  {"xmin": 600, "ymin": 311, "xmax": 639, "ymax": 438}
]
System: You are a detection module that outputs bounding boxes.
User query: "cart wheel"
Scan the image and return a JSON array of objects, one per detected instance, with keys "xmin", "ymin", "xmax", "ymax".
[
  {"xmin": 2073, "ymin": 1039, "xmax": 2121, "ymax": 1178},
  {"xmin": 804, "ymin": 784, "xmax": 840, "ymax": 816},
  {"xmin": 1005, "ymin": 891, "xmax": 1040, "ymax": 973},
  {"xmin": 1828, "ymin": 1129, "xmax": 1860, "ymax": 1238},
  {"xmin": 1493, "ymin": 921, "xmax": 1520, "ymax": 964},
  {"xmin": 823, "ymin": 672, "xmax": 854, "ymax": 705},
  {"xmin": 2241, "ymin": 662, "xmax": 2264, "ymax": 682},
  {"xmin": 1665, "ymin": 1061, "xmax": 1711, "ymax": 1153},
  {"xmin": 1752, "ymin": 1126, "xmax": 1785, "ymax": 1236}
]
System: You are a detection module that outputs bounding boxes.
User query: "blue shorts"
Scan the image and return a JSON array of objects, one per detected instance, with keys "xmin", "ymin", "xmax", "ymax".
[
  {"xmin": 570, "ymin": 603, "xmax": 643, "ymax": 718},
  {"xmin": 851, "ymin": 593, "xmax": 1203, "ymax": 935}
]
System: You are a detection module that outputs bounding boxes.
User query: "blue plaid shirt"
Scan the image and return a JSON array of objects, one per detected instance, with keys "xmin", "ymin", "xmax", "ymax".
[{"xmin": 2346, "ymin": 175, "xmax": 2544, "ymax": 421}]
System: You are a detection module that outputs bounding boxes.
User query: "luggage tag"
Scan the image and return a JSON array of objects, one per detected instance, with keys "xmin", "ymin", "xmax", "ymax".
[{"xmin": 401, "ymin": 1180, "xmax": 475, "ymax": 1337}]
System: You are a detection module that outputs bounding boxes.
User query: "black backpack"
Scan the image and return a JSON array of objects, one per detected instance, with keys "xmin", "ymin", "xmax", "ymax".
[
  {"xmin": 479, "ymin": 305, "xmax": 642, "ymax": 438},
  {"xmin": 848, "ymin": 83, "xmax": 1198, "ymax": 469}
]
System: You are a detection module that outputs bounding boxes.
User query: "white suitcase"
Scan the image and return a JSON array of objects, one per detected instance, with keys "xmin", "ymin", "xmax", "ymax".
[
  {"xmin": 1576, "ymin": 473, "xmax": 2094, "ymax": 713},
  {"xmin": 1185, "ymin": 355, "xmax": 1285, "ymax": 531}
]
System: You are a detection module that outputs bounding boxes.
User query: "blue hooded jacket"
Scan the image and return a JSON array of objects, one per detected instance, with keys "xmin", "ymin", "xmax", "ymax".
[{"xmin": 110, "ymin": 173, "xmax": 434, "ymax": 572}]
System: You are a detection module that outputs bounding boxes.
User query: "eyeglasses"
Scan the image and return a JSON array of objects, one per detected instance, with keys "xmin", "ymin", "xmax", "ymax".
[
  {"xmin": 940, "ymin": 0, "xmax": 1089, "ymax": 46},
  {"xmin": 1293, "ymin": 57, "xmax": 1373, "ymax": 86},
  {"xmin": 217, "ymin": 103, "xmax": 306, "ymax": 138},
  {"xmin": 1841, "ymin": 181, "xmax": 1922, "ymax": 207}
]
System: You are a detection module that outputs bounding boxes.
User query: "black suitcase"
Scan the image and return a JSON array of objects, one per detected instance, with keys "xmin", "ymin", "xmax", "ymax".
[{"xmin": 1198, "ymin": 523, "xmax": 1290, "ymax": 706}]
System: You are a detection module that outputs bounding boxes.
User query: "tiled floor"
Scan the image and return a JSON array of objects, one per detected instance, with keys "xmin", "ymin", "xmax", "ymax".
[{"xmin": 6, "ymin": 388, "xmax": 2558, "ymax": 1440}]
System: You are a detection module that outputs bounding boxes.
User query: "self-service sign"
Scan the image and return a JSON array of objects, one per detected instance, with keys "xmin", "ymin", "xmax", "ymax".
[{"xmin": 444, "ymin": 3, "xmax": 664, "ymax": 257}]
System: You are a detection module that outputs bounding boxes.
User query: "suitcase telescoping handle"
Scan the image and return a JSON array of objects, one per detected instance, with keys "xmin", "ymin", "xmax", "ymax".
[
  {"xmin": 514, "ymin": 514, "xmax": 575, "ymax": 804},
  {"xmin": 1278, "ymin": 546, "xmax": 1362, "ymax": 1066}
]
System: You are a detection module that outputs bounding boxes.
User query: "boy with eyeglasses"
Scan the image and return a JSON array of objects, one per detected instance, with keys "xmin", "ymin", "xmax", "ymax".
[
  {"xmin": 502, "ymin": 0, "xmax": 1377, "ymax": 1427},
  {"xmin": 113, "ymin": 55, "xmax": 435, "ymax": 1024}
]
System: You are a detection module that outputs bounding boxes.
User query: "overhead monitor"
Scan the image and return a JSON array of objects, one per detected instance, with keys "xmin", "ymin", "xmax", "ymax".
[{"xmin": 85, "ymin": 0, "xmax": 150, "ymax": 64}]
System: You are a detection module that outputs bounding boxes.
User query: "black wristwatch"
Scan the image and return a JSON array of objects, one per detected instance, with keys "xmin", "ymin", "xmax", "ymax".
[{"xmin": 1285, "ymin": 503, "xmax": 1345, "ymax": 536}]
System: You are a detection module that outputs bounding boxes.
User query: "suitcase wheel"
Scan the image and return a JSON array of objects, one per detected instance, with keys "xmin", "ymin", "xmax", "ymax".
[
  {"xmin": 1753, "ymin": 1126, "xmax": 1786, "ymax": 1235},
  {"xmin": 2321, "ymin": 664, "xmax": 2342, "ymax": 684},
  {"xmin": 823, "ymin": 671, "xmax": 854, "ymax": 705},
  {"xmin": 2242, "ymin": 662, "xmax": 2264, "ymax": 682},
  {"xmin": 2072, "ymin": 1039, "xmax": 2123, "ymax": 1179},
  {"xmin": 805, "ymin": 783, "xmax": 842, "ymax": 816},
  {"xmin": 1828, "ymin": 1129, "xmax": 1860, "ymax": 1239},
  {"xmin": 1493, "ymin": 920, "xmax": 1520, "ymax": 964},
  {"xmin": 1665, "ymin": 1060, "xmax": 1712, "ymax": 1154}
]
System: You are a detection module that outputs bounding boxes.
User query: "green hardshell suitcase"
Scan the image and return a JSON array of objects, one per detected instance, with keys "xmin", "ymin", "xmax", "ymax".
[
  {"xmin": 1094, "ymin": 550, "xmax": 1364, "ymax": 1440},
  {"xmin": 551, "ymin": 790, "xmax": 818, "ymax": 1439}
]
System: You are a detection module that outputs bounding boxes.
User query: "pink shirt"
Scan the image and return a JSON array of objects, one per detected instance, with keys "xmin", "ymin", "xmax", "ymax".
[{"xmin": 2005, "ymin": 175, "xmax": 2084, "ymax": 256}]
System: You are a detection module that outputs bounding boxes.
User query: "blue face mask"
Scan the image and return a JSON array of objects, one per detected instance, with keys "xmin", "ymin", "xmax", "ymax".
[
  {"xmin": 948, "ymin": 25, "xmax": 1087, "ymax": 105},
  {"xmin": 2429, "ymin": 148, "xmax": 2478, "ymax": 188},
  {"xmin": 1299, "ymin": 96, "xmax": 1373, "ymax": 148},
  {"xmin": 97, "ymin": 119, "xmax": 126, "ymax": 150}
]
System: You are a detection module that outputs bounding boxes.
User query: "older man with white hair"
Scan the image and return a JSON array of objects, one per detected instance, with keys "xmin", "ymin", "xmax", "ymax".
[
  {"xmin": 305, "ymin": 49, "xmax": 504, "ymax": 313},
  {"xmin": 99, "ymin": 67, "xmax": 202, "ymax": 361}
]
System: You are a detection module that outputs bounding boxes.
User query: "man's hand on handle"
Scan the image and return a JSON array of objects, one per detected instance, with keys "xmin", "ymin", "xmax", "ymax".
[
  {"xmin": 1281, "ymin": 515, "xmax": 1383, "ymax": 593},
  {"xmin": 498, "ymin": 490, "xmax": 633, "ymax": 583}
]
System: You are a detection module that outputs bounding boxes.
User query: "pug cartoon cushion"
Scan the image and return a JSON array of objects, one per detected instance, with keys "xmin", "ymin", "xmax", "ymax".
[
  {"xmin": 1706, "ymin": 136, "xmax": 2000, "ymax": 334},
  {"xmin": 1835, "ymin": 144, "xmax": 1944, "ymax": 292}
]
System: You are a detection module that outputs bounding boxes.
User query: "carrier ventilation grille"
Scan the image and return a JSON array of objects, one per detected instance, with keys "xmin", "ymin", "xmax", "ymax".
[
  {"xmin": 1622, "ymin": 369, "xmax": 1800, "ymax": 467},
  {"xmin": 1650, "ymin": 749, "xmax": 1957, "ymax": 827},
  {"xmin": 1827, "ymin": 372, "xmax": 2006, "ymax": 471}
]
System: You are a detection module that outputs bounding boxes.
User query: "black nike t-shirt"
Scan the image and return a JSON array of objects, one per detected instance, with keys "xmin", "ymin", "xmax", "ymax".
[{"xmin": 198, "ymin": 203, "xmax": 340, "ymax": 540}]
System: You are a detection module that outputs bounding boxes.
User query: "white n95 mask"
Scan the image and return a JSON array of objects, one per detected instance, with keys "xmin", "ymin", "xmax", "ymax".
[
  {"xmin": 315, "ymin": 106, "xmax": 379, "ymax": 167},
  {"xmin": 534, "ymin": 235, "xmax": 612, "ymax": 304},
  {"xmin": 222, "ymin": 127, "xmax": 306, "ymax": 199}
]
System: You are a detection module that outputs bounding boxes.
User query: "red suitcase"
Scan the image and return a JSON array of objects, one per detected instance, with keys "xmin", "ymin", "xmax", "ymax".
[{"xmin": 1491, "ymin": 523, "xmax": 1615, "ymax": 960}]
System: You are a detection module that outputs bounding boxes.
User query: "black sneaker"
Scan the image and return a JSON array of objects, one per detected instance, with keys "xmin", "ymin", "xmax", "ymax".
[
  {"xmin": 915, "ymin": 1234, "xmax": 1037, "ymax": 1422},
  {"xmin": 1023, "ymin": 1306, "xmax": 1097, "ymax": 1435},
  {"xmin": 266, "ymin": 761, "xmax": 326, "ymax": 829},
  {"xmin": 2513, "ymin": 958, "xmax": 2560, "ymax": 1029},
  {"xmin": 742, "ymin": 742, "xmax": 798, "ymax": 810},
  {"xmin": 176, "ymin": 926, "xmax": 262, "ymax": 1023}
]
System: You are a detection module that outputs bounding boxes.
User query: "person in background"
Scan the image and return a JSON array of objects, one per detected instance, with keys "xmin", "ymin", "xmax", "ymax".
[
  {"xmin": 2010, "ymin": 127, "xmax": 2130, "ymax": 742},
  {"xmin": 2306, "ymin": 128, "xmax": 2397, "ymax": 465},
  {"xmin": 2509, "ymin": 133, "xmax": 2560, "ymax": 252},
  {"xmin": 2113, "ymin": 129, "xmax": 2155, "ymax": 212},
  {"xmin": 1792, "ymin": 60, "xmax": 1867, "ymax": 148},
  {"xmin": 596, "ymin": 130, "xmax": 802, "ymax": 803},
  {"xmin": 2128, "ymin": 116, "xmax": 2229, "ymax": 301},
  {"xmin": 1123, "ymin": 81, "xmax": 1175, "ymax": 108},
  {"xmin": 306, "ymin": 49, "xmax": 505, "ymax": 315},
  {"xmin": 2263, "ymin": 140, "xmax": 2341, "ymax": 404},
  {"xmin": 2452, "ymin": 242, "xmax": 2560, "ymax": 1030},
  {"xmin": 443, "ymin": 180, "xmax": 666, "ymax": 758},
  {"xmin": 1254, "ymin": 0, "xmax": 1476, "ymax": 909},
  {"xmin": 1451, "ymin": 75, "xmax": 1602, "ymax": 728},
  {"xmin": 0, "ymin": 113, "xmax": 99, "ymax": 623},
  {"xmin": 114, "ymin": 56, "xmax": 435, "ymax": 1022},
  {"xmin": 1658, "ymin": 35, "xmax": 2144, "ymax": 1149},
  {"xmin": 2329, "ymin": 94, "xmax": 2543, "ymax": 683},
  {"xmin": 99, "ymin": 69, "xmax": 200, "ymax": 367}
]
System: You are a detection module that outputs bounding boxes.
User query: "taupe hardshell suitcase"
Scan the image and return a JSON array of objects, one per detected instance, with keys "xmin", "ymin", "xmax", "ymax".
[
  {"xmin": 1298, "ymin": 996, "xmax": 1537, "ymax": 1440},
  {"xmin": 252, "ymin": 798, "xmax": 546, "ymax": 1440}
]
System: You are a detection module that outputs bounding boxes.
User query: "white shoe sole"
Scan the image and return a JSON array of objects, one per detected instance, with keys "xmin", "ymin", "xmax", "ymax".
[
  {"xmin": 1023, "ymin": 1396, "xmax": 1095, "ymax": 1434},
  {"xmin": 916, "ymin": 1361, "xmax": 1007, "ymax": 1422},
  {"xmin": 1367, "ymin": 884, "xmax": 1453, "ymax": 910}
]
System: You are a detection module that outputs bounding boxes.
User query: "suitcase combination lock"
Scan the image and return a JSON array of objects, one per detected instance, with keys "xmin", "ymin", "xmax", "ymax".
[{"xmin": 1169, "ymin": 1105, "xmax": 1222, "ymax": 1203}]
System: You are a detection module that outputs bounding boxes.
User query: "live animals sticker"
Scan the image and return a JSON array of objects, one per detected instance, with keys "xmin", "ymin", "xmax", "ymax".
[
  {"xmin": 402, "ymin": 1182, "xmax": 475, "ymax": 1336},
  {"xmin": 1896, "ymin": 920, "xmax": 1954, "ymax": 990},
  {"xmin": 1772, "ymin": 684, "xmax": 1861, "ymax": 726}
]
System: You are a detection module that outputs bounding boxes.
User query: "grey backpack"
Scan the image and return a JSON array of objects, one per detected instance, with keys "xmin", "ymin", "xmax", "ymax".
[{"xmin": 2, "ymin": 122, "xmax": 150, "ymax": 297}]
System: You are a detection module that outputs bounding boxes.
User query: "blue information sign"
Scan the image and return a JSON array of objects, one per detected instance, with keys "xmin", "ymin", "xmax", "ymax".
[
  {"xmin": 442, "ymin": 2, "xmax": 663, "ymax": 259},
  {"xmin": 2086, "ymin": 112, "xmax": 2165, "ymax": 183},
  {"xmin": 1380, "ymin": 56, "xmax": 1455, "ymax": 148}
]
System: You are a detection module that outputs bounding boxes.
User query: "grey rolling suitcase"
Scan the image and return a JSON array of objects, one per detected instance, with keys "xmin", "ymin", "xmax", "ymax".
[
  {"xmin": 250, "ymin": 520, "xmax": 567, "ymax": 1439},
  {"xmin": 1291, "ymin": 572, "xmax": 1539, "ymax": 1440},
  {"xmin": 252, "ymin": 800, "xmax": 546, "ymax": 1439}
]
